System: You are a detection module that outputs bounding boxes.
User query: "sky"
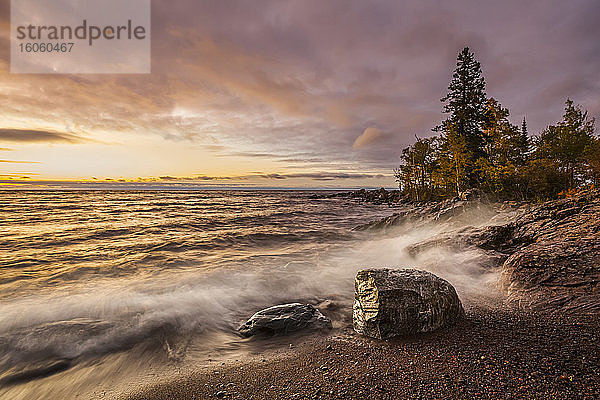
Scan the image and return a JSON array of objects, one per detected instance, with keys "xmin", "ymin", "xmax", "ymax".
[{"xmin": 1, "ymin": 0, "xmax": 599, "ymax": 189}]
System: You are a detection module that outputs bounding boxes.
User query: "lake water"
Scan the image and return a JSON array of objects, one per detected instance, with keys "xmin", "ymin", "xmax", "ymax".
[{"xmin": 0, "ymin": 190, "xmax": 497, "ymax": 399}]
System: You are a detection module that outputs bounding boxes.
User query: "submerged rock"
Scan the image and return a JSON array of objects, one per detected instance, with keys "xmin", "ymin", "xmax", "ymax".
[
  {"xmin": 353, "ymin": 268, "xmax": 463, "ymax": 339},
  {"xmin": 238, "ymin": 303, "xmax": 332, "ymax": 337}
]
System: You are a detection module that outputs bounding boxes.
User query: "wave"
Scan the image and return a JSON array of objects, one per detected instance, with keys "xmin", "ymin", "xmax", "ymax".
[
  {"xmin": 0, "ymin": 191, "xmax": 506, "ymax": 397},
  {"xmin": 0, "ymin": 211, "xmax": 503, "ymax": 388}
]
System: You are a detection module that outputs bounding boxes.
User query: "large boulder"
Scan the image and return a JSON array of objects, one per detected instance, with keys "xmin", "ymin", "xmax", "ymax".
[
  {"xmin": 353, "ymin": 268, "xmax": 464, "ymax": 339},
  {"xmin": 238, "ymin": 303, "xmax": 332, "ymax": 338}
]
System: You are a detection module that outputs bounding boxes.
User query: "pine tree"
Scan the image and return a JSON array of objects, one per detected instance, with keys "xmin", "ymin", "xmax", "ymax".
[
  {"xmin": 394, "ymin": 45, "xmax": 598, "ymax": 201},
  {"xmin": 520, "ymin": 117, "xmax": 530, "ymax": 161},
  {"xmin": 534, "ymin": 99, "xmax": 596, "ymax": 190},
  {"xmin": 482, "ymin": 98, "xmax": 516, "ymax": 162},
  {"xmin": 435, "ymin": 47, "xmax": 487, "ymax": 188}
]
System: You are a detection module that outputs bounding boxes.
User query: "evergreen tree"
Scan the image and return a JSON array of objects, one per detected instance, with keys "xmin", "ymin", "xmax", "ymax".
[
  {"xmin": 520, "ymin": 117, "xmax": 530, "ymax": 161},
  {"xmin": 584, "ymin": 137, "xmax": 600, "ymax": 185},
  {"xmin": 435, "ymin": 47, "xmax": 487, "ymax": 187},
  {"xmin": 535, "ymin": 99, "xmax": 595, "ymax": 189},
  {"xmin": 395, "ymin": 45, "xmax": 598, "ymax": 201}
]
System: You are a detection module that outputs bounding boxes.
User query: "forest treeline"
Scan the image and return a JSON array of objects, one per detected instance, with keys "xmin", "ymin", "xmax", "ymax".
[{"xmin": 394, "ymin": 47, "xmax": 599, "ymax": 201}]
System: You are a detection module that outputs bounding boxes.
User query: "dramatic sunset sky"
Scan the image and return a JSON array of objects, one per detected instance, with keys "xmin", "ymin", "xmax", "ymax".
[{"xmin": 1, "ymin": 0, "xmax": 599, "ymax": 189}]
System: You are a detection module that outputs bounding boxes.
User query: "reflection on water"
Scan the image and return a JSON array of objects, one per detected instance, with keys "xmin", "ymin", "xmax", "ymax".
[
  {"xmin": 0, "ymin": 190, "xmax": 501, "ymax": 399},
  {"xmin": 0, "ymin": 190, "xmax": 395, "ymax": 399},
  {"xmin": 0, "ymin": 191, "xmax": 390, "ymax": 297}
]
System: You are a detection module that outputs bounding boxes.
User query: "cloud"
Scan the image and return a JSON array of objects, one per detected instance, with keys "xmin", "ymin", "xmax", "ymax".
[
  {"xmin": 155, "ymin": 172, "xmax": 386, "ymax": 182},
  {"xmin": 158, "ymin": 175, "xmax": 240, "ymax": 181},
  {"xmin": 1, "ymin": 0, "xmax": 599, "ymax": 181},
  {"xmin": 0, "ymin": 159, "xmax": 41, "ymax": 163},
  {"xmin": 353, "ymin": 127, "xmax": 383, "ymax": 149},
  {"xmin": 260, "ymin": 172, "xmax": 386, "ymax": 181},
  {"xmin": 0, "ymin": 174, "xmax": 39, "ymax": 178},
  {"xmin": 0, "ymin": 129, "xmax": 85, "ymax": 143}
]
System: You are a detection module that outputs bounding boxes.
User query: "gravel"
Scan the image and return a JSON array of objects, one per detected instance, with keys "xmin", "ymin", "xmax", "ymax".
[{"xmin": 125, "ymin": 303, "xmax": 599, "ymax": 400}]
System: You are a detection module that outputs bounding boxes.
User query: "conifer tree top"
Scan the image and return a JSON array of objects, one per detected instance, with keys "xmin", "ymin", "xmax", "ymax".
[{"xmin": 440, "ymin": 47, "xmax": 486, "ymax": 115}]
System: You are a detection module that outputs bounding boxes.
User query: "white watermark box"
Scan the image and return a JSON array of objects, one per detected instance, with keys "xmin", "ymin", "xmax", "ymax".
[{"xmin": 11, "ymin": 0, "xmax": 151, "ymax": 73}]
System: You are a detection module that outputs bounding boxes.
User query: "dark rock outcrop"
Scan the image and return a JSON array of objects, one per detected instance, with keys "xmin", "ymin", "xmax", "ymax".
[
  {"xmin": 238, "ymin": 303, "xmax": 332, "ymax": 338},
  {"xmin": 501, "ymin": 237, "xmax": 600, "ymax": 312},
  {"xmin": 353, "ymin": 268, "xmax": 464, "ymax": 339},
  {"xmin": 406, "ymin": 224, "xmax": 522, "ymax": 257},
  {"xmin": 354, "ymin": 195, "xmax": 497, "ymax": 231},
  {"xmin": 400, "ymin": 189, "xmax": 600, "ymax": 313},
  {"xmin": 319, "ymin": 188, "xmax": 404, "ymax": 204},
  {"xmin": 490, "ymin": 191, "xmax": 599, "ymax": 311}
]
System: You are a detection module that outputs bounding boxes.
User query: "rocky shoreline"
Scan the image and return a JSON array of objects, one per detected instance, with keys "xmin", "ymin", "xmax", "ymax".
[
  {"xmin": 125, "ymin": 304, "xmax": 599, "ymax": 400},
  {"xmin": 358, "ymin": 188, "xmax": 600, "ymax": 314},
  {"xmin": 124, "ymin": 190, "xmax": 600, "ymax": 400},
  {"xmin": 319, "ymin": 188, "xmax": 405, "ymax": 204}
]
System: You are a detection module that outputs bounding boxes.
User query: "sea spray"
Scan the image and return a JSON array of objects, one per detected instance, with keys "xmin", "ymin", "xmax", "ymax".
[{"xmin": 0, "ymin": 190, "xmax": 510, "ymax": 398}]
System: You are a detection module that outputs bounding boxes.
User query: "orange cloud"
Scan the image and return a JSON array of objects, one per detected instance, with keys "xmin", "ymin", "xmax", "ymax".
[
  {"xmin": 0, "ymin": 159, "xmax": 41, "ymax": 163},
  {"xmin": 353, "ymin": 127, "xmax": 383, "ymax": 149}
]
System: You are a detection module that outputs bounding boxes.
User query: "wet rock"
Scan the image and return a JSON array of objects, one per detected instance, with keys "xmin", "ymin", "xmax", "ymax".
[
  {"xmin": 493, "ymin": 190, "xmax": 600, "ymax": 312},
  {"xmin": 502, "ymin": 238, "xmax": 600, "ymax": 312},
  {"xmin": 353, "ymin": 268, "xmax": 464, "ymax": 339},
  {"xmin": 401, "ymin": 189, "xmax": 600, "ymax": 313},
  {"xmin": 354, "ymin": 195, "xmax": 496, "ymax": 231},
  {"xmin": 459, "ymin": 188, "xmax": 486, "ymax": 201},
  {"xmin": 325, "ymin": 188, "xmax": 403, "ymax": 204},
  {"xmin": 355, "ymin": 188, "xmax": 600, "ymax": 313},
  {"xmin": 238, "ymin": 303, "xmax": 332, "ymax": 338},
  {"xmin": 406, "ymin": 224, "xmax": 520, "ymax": 257}
]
